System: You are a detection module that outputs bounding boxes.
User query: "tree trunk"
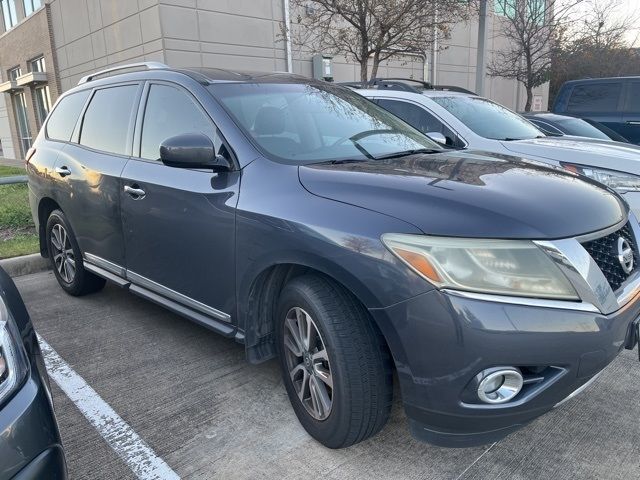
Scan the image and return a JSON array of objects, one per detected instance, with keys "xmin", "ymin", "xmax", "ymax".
[
  {"xmin": 360, "ymin": 57, "xmax": 369, "ymax": 86},
  {"xmin": 524, "ymin": 85, "xmax": 533, "ymax": 112},
  {"xmin": 370, "ymin": 52, "xmax": 380, "ymax": 81}
]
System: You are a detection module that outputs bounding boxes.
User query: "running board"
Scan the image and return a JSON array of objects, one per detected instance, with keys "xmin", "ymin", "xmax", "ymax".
[
  {"xmin": 84, "ymin": 261, "xmax": 236, "ymax": 338},
  {"xmin": 129, "ymin": 284, "xmax": 236, "ymax": 338},
  {"xmin": 84, "ymin": 263, "xmax": 131, "ymax": 288}
]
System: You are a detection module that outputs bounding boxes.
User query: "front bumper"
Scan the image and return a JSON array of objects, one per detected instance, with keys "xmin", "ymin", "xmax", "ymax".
[
  {"xmin": 0, "ymin": 366, "xmax": 67, "ymax": 479},
  {"xmin": 621, "ymin": 191, "xmax": 640, "ymax": 220},
  {"xmin": 369, "ymin": 288, "xmax": 640, "ymax": 447}
]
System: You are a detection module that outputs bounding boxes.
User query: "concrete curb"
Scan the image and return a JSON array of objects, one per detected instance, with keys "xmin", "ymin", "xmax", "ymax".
[{"xmin": 0, "ymin": 253, "xmax": 51, "ymax": 277}]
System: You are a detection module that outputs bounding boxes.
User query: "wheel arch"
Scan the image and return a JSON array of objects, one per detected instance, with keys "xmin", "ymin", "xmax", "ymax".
[
  {"xmin": 239, "ymin": 257, "xmax": 393, "ymax": 366},
  {"xmin": 37, "ymin": 197, "xmax": 62, "ymax": 257}
]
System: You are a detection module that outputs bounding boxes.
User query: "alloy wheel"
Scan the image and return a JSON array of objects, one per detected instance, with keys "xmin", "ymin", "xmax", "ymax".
[
  {"xmin": 283, "ymin": 306, "xmax": 333, "ymax": 420},
  {"xmin": 50, "ymin": 223, "xmax": 76, "ymax": 283}
]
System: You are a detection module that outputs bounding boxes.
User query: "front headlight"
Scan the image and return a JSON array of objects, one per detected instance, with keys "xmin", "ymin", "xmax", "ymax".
[
  {"xmin": 562, "ymin": 163, "xmax": 640, "ymax": 192},
  {"xmin": 0, "ymin": 298, "xmax": 28, "ymax": 404},
  {"xmin": 382, "ymin": 234, "xmax": 579, "ymax": 300}
]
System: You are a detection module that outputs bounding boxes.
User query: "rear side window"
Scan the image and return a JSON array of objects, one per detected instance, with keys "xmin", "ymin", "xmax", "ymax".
[
  {"xmin": 567, "ymin": 83, "xmax": 621, "ymax": 113},
  {"xmin": 140, "ymin": 84, "xmax": 219, "ymax": 161},
  {"xmin": 80, "ymin": 85, "xmax": 138, "ymax": 155},
  {"xmin": 628, "ymin": 82, "xmax": 640, "ymax": 112},
  {"xmin": 46, "ymin": 90, "xmax": 90, "ymax": 141}
]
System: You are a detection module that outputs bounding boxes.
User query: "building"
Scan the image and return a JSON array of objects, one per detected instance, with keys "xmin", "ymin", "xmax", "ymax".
[{"xmin": 0, "ymin": 0, "xmax": 548, "ymax": 160}]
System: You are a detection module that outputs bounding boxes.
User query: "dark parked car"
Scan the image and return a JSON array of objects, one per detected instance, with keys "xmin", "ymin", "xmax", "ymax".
[
  {"xmin": 552, "ymin": 76, "xmax": 640, "ymax": 144},
  {"xmin": 521, "ymin": 112, "xmax": 630, "ymax": 142},
  {"xmin": 0, "ymin": 267, "xmax": 67, "ymax": 479},
  {"xmin": 27, "ymin": 63, "xmax": 640, "ymax": 448}
]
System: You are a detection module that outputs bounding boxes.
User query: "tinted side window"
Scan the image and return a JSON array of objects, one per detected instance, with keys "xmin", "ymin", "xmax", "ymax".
[
  {"xmin": 46, "ymin": 90, "xmax": 90, "ymax": 141},
  {"xmin": 377, "ymin": 99, "xmax": 461, "ymax": 147},
  {"xmin": 140, "ymin": 84, "xmax": 220, "ymax": 161},
  {"xmin": 628, "ymin": 82, "xmax": 640, "ymax": 112},
  {"xmin": 567, "ymin": 83, "xmax": 621, "ymax": 113},
  {"xmin": 80, "ymin": 85, "xmax": 138, "ymax": 155}
]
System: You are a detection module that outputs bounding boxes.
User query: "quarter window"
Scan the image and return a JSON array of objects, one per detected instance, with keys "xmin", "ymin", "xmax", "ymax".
[
  {"xmin": 80, "ymin": 85, "xmax": 138, "ymax": 155},
  {"xmin": 46, "ymin": 90, "xmax": 90, "ymax": 141},
  {"xmin": 140, "ymin": 84, "xmax": 222, "ymax": 161},
  {"xmin": 567, "ymin": 83, "xmax": 622, "ymax": 113}
]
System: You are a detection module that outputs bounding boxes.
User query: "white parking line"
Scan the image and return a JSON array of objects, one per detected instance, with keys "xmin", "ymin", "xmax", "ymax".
[{"xmin": 38, "ymin": 334, "xmax": 180, "ymax": 480}]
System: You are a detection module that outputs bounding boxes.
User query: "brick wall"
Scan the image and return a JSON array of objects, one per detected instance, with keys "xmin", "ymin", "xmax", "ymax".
[{"xmin": 0, "ymin": 6, "xmax": 61, "ymax": 159}]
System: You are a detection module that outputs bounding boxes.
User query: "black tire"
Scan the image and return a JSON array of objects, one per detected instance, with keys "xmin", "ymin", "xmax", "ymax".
[
  {"xmin": 46, "ymin": 209, "xmax": 106, "ymax": 296},
  {"xmin": 276, "ymin": 274, "xmax": 393, "ymax": 448}
]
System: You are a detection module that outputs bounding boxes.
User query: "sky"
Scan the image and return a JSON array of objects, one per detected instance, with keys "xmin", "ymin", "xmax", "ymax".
[{"xmin": 573, "ymin": 0, "xmax": 640, "ymax": 46}]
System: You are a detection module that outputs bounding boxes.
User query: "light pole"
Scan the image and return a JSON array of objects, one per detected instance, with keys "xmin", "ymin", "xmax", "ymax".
[{"xmin": 475, "ymin": 0, "xmax": 488, "ymax": 95}]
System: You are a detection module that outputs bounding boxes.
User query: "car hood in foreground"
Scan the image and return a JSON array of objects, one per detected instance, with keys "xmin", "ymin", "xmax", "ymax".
[
  {"xmin": 298, "ymin": 151, "xmax": 625, "ymax": 239},
  {"xmin": 502, "ymin": 137, "xmax": 640, "ymax": 175}
]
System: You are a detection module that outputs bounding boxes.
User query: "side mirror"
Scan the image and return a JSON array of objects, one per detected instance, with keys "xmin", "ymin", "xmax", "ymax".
[
  {"xmin": 160, "ymin": 133, "xmax": 232, "ymax": 171},
  {"xmin": 426, "ymin": 132, "xmax": 447, "ymax": 145}
]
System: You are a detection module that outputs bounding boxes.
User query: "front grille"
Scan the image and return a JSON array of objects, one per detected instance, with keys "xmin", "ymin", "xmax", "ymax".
[{"xmin": 582, "ymin": 222, "xmax": 637, "ymax": 292}]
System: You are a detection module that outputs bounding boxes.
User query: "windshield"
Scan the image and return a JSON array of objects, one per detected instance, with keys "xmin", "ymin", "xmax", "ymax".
[
  {"xmin": 555, "ymin": 117, "xmax": 611, "ymax": 140},
  {"xmin": 431, "ymin": 96, "xmax": 543, "ymax": 141},
  {"xmin": 208, "ymin": 82, "xmax": 441, "ymax": 163}
]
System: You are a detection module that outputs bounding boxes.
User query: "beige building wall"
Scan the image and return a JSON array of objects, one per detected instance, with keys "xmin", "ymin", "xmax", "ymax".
[
  {"xmin": 48, "ymin": 0, "xmax": 164, "ymax": 91},
  {"xmin": 48, "ymin": 1, "xmax": 547, "ymax": 110}
]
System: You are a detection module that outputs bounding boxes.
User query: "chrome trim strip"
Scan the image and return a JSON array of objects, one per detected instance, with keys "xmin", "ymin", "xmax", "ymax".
[
  {"xmin": 554, "ymin": 371, "xmax": 602, "ymax": 408},
  {"xmin": 442, "ymin": 289, "xmax": 599, "ymax": 313},
  {"xmin": 574, "ymin": 217, "xmax": 628, "ymax": 243},
  {"xmin": 126, "ymin": 271, "xmax": 231, "ymax": 323},
  {"xmin": 535, "ymin": 239, "xmax": 618, "ymax": 315},
  {"xmin": 84, "ymin": 253, "xmax": 126, "ymax": 277}
]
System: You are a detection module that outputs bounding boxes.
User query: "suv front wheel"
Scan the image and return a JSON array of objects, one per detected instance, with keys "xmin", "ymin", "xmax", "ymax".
[
  {"xmin": 46, "ymin": 210, "xmax": 106, "ymax": 296},
  {"xmin": 276, "ymin": 274, "xmax": 393, "ymax": 448}
]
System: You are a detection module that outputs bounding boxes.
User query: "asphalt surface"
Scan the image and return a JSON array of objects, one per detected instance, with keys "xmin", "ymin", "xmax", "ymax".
[{"xmin": 15, "ymin": 270, "xmax": 640, "ymax": 479}]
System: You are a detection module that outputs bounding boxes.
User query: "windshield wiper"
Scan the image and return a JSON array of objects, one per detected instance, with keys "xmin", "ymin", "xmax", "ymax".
[
  {"xmin": 314, "ymin": 158, "xmax": 370, "ymax": 165},
  {"xmin": 374, "ymin": 148, "xmax": 441, "ymax": 160}
]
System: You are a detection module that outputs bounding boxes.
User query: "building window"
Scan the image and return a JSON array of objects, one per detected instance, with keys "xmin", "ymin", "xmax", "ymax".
[
  {"xmin": 23, "ymin": 0, "xmax": 41, "ymax": 17},
  {"xmin": 494, "ymin": 0, "xmax": 546, "ymax": 22},
  {"xmin": 1, "ymin": 0, "xmax": 17, "ymax": 30},
  {"xmin": 34, "ymin": 85, "xmax": 51, "ymax": 125},
  {"xmin": 8, "ymin": 66, "xmax": 22, "ymax": 82},
  {"xmin": 13, "ymin": 92, "xmax": 32, "ymax": 157},
  {"xmin": 30, "ymin": 56, "xmax": 45, "ymax": 73}
]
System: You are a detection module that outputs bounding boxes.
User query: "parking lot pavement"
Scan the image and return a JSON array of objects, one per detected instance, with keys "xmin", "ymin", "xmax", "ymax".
[{"xmin": 14, "ymin": 270, "xmax": 640, "ymax": 480}]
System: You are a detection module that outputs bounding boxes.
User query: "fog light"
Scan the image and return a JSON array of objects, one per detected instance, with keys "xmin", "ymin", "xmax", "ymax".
[{"xmin": 477, "ymin": 368, "xmax": 523, "ymax": 404}]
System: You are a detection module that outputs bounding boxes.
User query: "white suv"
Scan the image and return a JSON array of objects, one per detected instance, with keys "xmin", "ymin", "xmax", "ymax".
[{"xmin": 355, "ymin": 80, "xmax": 640, "ymax": 217}]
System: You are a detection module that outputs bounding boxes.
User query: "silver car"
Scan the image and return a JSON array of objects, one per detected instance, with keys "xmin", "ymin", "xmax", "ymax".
[{"xmin": 356, "ymin": 83, "xmax": 640, "ymax": 217}]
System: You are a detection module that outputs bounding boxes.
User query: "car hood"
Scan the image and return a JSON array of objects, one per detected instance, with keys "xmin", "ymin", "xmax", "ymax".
[
  {"xmin": 501, "ymin": 137, "xmax": 640, "ymax": 174},
  {"xmin": 298, "ymin": 150, "xmax": 625, "ymax": 239}
]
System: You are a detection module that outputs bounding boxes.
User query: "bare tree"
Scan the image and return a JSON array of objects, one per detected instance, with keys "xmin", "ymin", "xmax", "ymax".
[
  {"xmin": 550, "ymin": 0, "xmax": 640, "ymax": 101},
  {"xmin": 286, "ymin": 0, "xmax": 473, "ymax": 84},
  {"xmin": 489, "ymin": 0, "xmax": 584, "ymax": 111}
]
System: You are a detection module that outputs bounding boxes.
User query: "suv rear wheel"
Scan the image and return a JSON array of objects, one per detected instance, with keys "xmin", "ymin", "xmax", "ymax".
[
  {"xmin": 46, "ymin": 210, "xmax": 105, "ymax": 296},
  {"xmin": 276, "ymin": 274, "xmax": 393, "ymax": 448}
]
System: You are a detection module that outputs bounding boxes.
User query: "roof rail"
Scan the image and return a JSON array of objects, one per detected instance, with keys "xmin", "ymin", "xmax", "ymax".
[
  {"xmin": 78, "ymin": 62, "xmax": 169, "ymax": 85},
  {"xmin": 372, "ymin": 77, "xmax": 433, "ymax": 90},
  {"xmin": 433, "ymin": 85, "xmax": 477, "ymax": 95}
]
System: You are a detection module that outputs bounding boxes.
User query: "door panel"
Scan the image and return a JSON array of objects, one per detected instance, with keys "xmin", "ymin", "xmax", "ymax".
[
  {"xmin": 53, "ymin": 144, "xmax": 129, "ymax": 267},
  {"xmin": 120, "ymin": 160, "xmax": 239, "ymax": 317},
  {"xmin": 52, "ymin": 83, "xmax": 141, "ymax": 268}
]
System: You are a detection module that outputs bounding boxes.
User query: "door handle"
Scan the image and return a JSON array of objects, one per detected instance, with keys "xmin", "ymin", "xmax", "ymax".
[
  {"xmin": 124, "ymin": 185, "xmax": 146, "ymax": 199},
  {"xmin": 55, "ymin": 166, "xmax": 71, "ymax": 177},
  {"xmin": 626, "ymin": 121, "xmax": 640, "ymax": 125}
]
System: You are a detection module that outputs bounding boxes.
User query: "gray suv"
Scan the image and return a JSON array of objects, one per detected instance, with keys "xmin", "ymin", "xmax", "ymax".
[{"xmin": 27, "ymin": 63, "xmax": 640, "ymax": 448}]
